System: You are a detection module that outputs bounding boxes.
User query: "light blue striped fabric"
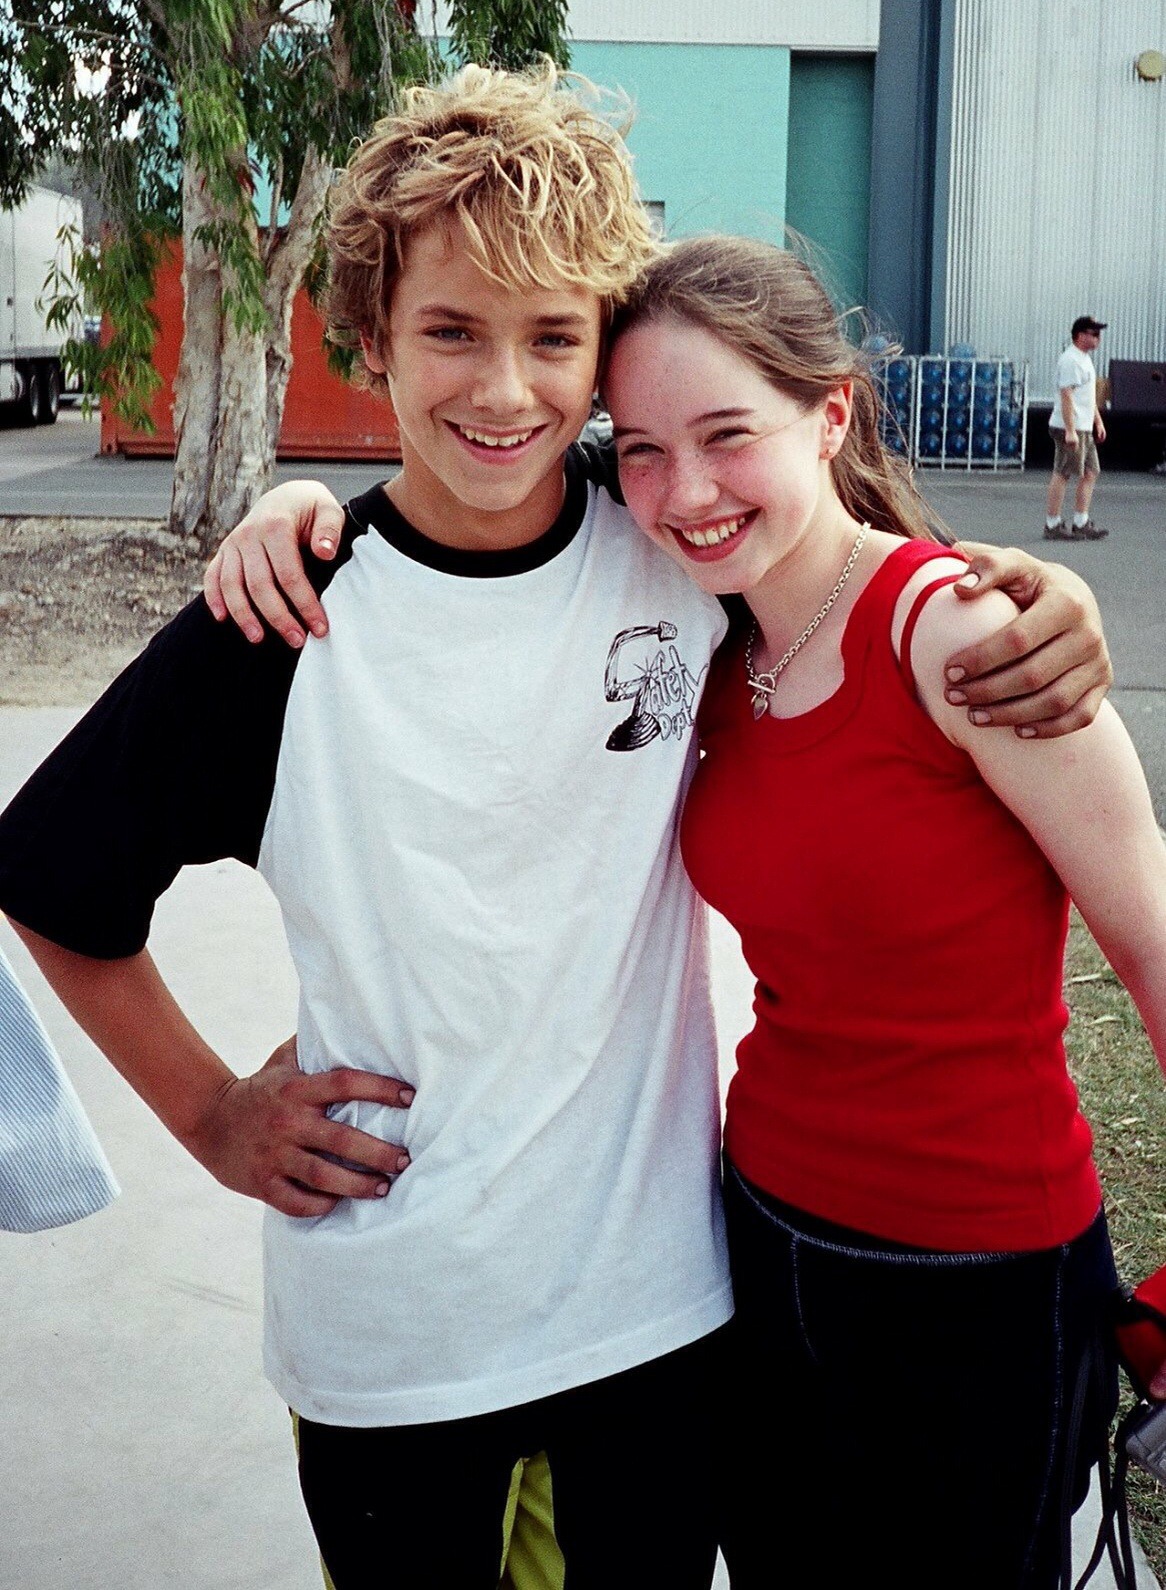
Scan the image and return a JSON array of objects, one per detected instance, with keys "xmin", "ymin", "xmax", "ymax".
[{"xmin": 0, "ymin": 944, "xmax": 119, "ymax": 1232}]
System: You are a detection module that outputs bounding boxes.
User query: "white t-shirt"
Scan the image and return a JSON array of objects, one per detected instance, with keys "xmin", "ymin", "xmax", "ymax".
[
  {"xmin": 0, "ymin": 449, "xmax": 733, "ymax": 1430},
  {"xmin": 1050, "ymin": 343, "xmax": 1096, "ymax": 432},
  {"xmin": 259, "ymin": 474, "xmax": 733, "ymax": 1425}
]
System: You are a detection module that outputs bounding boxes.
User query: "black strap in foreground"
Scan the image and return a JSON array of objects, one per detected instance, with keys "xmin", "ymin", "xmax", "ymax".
[
  {"xmin": 1068, "ymin": 1338, "xmax": 1150, "ymax": 1590},
  {"xmin": 1072, "ymin": 1403, "xmax": 1144, "ymax": 1590}
]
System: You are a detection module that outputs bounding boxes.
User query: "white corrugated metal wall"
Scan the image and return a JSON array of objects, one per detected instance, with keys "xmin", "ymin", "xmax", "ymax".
[
  {"xmin": 426, "ymin": 1, "xmax": 879, "ymax": 49},
  {"xmin": 944, "ymin": 0, "xmax": 1166, "ymax": 402}
]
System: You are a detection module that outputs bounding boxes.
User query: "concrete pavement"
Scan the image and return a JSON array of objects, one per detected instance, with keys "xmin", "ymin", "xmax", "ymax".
[
  {"xmin": 0, "ymin": 422, "xmax": 1163, "ymax": 1587},
  {"xmin": 1, "ymin": 424, "xmax": 318, "ymax": 1590},
  {"xmin": 1, "ymin": 719, "xmax": 1156, "ymax": 1588},
  {"xmin": 921, "ymin": 466, "xmax": 1166, "ymax": 825},
  {"xmin": 0, "ymin": 710, "xmax": 315, "ymax": 1590}
]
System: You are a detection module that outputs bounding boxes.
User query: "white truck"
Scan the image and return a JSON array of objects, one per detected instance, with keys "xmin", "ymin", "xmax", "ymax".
[{"xmin": 0, "ymin": 185, "xmax": 84, "ymax": 427}]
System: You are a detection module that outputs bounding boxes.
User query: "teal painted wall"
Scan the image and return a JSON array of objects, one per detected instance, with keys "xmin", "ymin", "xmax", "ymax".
[
  {"xmin": 785, "ymin": 54, "xmax": 875, "ymax": 312},
  {"xmin": 570, "ymin": 43, "xmax": 789, "ymax": 244}
]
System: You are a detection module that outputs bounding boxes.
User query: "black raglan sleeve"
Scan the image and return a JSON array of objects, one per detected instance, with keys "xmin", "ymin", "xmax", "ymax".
[{"xmin": 0, "ymin": 517, "xmax": 366, "ymax": 961}]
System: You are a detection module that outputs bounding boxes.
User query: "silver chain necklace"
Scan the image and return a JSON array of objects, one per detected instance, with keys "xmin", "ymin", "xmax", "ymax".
[{"xmin": 745, "ymin": 523, "xmax": 870, "ymax": 720}]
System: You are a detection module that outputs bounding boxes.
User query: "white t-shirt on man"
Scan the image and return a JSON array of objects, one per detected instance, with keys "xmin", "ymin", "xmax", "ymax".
[{"xmin": 1050, "ymin": 343, "xmax": 1096, "ymax": 432}]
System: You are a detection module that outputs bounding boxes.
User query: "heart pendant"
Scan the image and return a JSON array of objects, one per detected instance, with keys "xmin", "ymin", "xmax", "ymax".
[{"xmin": 751, "ymin": 691, "xmax": 769, "ymax": 720}]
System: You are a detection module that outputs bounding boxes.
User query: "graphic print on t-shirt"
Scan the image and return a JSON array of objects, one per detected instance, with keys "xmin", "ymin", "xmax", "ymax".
[{"xmin": 604, "ymin": 622, "xmax": 704, "ymax": 751}]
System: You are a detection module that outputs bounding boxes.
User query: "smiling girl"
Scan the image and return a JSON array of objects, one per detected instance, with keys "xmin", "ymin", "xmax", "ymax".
[{"xmin": 604, "ymin": 236, "xmax": 1166, "ymax": 1590}]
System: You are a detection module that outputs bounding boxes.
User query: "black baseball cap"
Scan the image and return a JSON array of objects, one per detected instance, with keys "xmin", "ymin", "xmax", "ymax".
[{"xmin": 1072, "ymin": 316, "xmax": 1107, "ymax": 336}]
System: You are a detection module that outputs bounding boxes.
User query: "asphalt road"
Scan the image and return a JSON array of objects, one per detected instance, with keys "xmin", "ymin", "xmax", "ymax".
[
  {"xmin": 0, "ymin": 406, "xmax": 393, "ymax": 517},
  {"xmin": 924, "ymin": 466, "xmax": 1166, "ymax": 825}
]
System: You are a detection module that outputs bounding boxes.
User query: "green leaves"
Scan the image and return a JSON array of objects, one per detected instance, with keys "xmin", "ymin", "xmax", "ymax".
[
  {"xmin": 3, "ymin": 0, "xmax": 571, "ymax": 504},
  {"xmin": 448, "ymin": 0, "xmax": 571, "ymax": 70},
  {"xmin": 46, "ymin": 222, "xmax": 165, "ymax": 433}
]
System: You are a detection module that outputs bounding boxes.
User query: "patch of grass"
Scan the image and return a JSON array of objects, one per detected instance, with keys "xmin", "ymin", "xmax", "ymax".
[{"xmin": 1065, "ymin": 910, "xmax": 1166, "ymax": 1583}]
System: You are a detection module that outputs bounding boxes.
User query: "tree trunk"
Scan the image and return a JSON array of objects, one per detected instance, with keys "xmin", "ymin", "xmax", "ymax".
[
  {"xmin": 202, "ymin": 313, "xmax": 270, "ymax": 551},
  {"xmin": 169, "ymin": 160, "xmax": 270, "ymax": 554},
  {"xmin": 168, "ymin": 150, "xmax": 332, "ymax": 556},
  {"xmin": 262, "ymin": 149, "xmax": 332, "ymax": 468},
  {"xmin": 168, "ymin": 164, "xmax": 223, "ymax": 543}
]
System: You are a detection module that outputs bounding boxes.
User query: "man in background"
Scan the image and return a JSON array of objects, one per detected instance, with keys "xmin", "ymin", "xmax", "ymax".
[{"xmin": 1045, "ymin": 315, "xmax": 1108, "ymax": 541}]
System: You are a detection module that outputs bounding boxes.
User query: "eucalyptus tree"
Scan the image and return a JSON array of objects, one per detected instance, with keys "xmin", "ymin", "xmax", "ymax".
[
  {"xmin": 447, "ymin": 0, "xmax": 569, "ymax": 69},
  {"xmin": 0, "ymin": 0, "xmax": 571, "ymax": 550}
]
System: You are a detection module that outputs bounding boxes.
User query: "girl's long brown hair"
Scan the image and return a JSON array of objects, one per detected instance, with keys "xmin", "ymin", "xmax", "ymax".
[{"xmin": 607, "ymin": 234, "xmax": 945, "ymax": 543}]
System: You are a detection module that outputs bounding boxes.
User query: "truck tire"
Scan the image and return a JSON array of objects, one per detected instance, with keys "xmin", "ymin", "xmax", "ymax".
[
  {"xmin": 14, "ymin": 363, "xmax": 43, "ymax": 427},
  {"xmin": 36, "ymin": 363, "xmax": 60, "ymax": 425}
]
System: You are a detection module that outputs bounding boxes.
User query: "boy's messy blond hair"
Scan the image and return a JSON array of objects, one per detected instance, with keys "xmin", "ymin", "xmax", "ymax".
[{"xmin": 325, "ymin": 61, "xmax": 659, "ymax": 395}]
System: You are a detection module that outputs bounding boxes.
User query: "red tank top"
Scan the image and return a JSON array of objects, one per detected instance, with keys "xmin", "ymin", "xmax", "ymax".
[{"xmin": 682, "ymin": 539, "xmax": 1100, "ymax": 1251}]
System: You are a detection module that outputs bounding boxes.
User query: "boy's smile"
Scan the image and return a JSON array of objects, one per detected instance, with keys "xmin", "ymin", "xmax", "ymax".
[{"xmin": 364, "ymin": 223, "xmax": 602, "ymax": 553}]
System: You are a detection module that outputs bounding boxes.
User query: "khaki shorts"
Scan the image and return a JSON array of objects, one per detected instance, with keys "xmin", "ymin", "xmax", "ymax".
[{"xmin": 1051, "ymin": 428, "xmax": 1100, "ymax": 478}]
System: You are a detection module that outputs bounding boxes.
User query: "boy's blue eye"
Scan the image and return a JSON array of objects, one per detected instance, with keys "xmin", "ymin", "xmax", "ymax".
[{"xmin": 427, "ymin": 326, "xmax": 471, "ymax": 342}]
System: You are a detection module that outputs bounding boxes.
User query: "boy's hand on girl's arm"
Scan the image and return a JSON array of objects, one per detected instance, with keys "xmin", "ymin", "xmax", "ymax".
[
  {"xmin": 187, "ymin": 1036, "xmax": 414, "ymax": 1219},
  {"xmin": 940, "ymin": 544, "xmax": 1111, "ymax": 738},
  {"xmin": 203, "ymin": 481, "xmax": 345, "ymax": 648}
]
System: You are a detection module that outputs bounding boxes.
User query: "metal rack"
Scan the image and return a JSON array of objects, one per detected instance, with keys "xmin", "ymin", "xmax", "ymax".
[
  {"xmin": 914, "ymin": 356, "xmax": 1028, "ymax": 471},
  {"xmin": 874, "ymin": 355, "xmax": 1029, "ymax": 470}
]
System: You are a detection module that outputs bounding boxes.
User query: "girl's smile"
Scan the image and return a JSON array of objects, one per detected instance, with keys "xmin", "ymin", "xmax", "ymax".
[{"xmin": 662, "ymin": 509, "xmax": 758, "ymax": 559}]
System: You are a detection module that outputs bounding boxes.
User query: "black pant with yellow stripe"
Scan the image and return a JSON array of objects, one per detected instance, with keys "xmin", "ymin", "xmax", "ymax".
[{"xmin": 296, "ymin": 1330, "xmax": 725, "ymax": 1589}]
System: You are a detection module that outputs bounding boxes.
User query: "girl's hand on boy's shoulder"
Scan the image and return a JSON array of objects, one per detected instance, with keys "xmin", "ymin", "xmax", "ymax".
[
  {"xmin": 187, "ymin": 1035, "xmax": 414, "ymax": 1218},
  {"xmin": 939, "ymin": 543, "xmax": 1111, "ymax": 738},
  {"xmin": 204, "ymin": 481, "xmax": 345, "ymax": 649}
]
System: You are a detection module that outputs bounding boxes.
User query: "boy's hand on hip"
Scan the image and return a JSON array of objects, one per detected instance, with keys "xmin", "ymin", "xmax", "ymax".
[
  {"xmin": 941, "ymin": 545, "xmax": 1111, "ymax": 738},
  {"xmin": 189, "ymin": 1036, "xmax": 414, "ymax": 1217}
]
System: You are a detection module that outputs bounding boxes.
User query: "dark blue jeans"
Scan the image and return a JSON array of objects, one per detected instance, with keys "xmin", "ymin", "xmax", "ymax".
[{"xmin": 719, "ymin": 1161, "xmax": 1118, "ymax": 1590}]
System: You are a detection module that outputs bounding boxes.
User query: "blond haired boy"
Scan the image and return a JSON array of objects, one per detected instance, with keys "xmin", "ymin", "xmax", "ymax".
[{"xmin": 2, "ymin": 64, "xmax": 1109, "ymax": 1590}]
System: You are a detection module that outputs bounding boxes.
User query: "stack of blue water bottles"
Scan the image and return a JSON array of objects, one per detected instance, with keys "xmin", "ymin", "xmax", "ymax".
[
  {"xmin": 915, "ymin": 345, "xmax": 1027, "ymax": 470},
  {"xmin": 873, "ymin": 350, "xmax": 914, "ymax": 458}
]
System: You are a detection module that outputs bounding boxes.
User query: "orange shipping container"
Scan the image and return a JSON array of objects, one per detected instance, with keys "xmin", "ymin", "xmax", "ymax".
[{"xmin": 100, "ymin": 241, "xmax": 401, "ymax": 461}]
